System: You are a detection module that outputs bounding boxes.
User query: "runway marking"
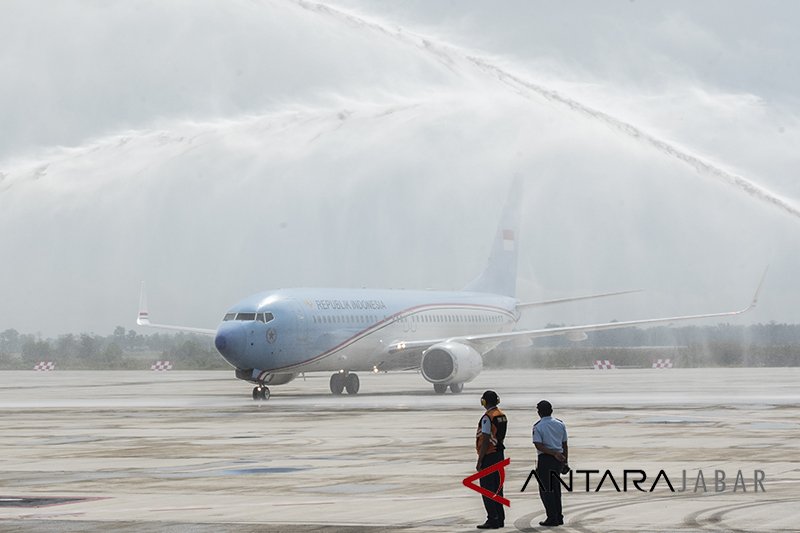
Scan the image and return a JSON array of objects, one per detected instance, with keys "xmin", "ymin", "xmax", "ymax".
[
  {"xmin": 0, "ymin": 496, "xmax": 102, "ymax": 508},
  {"xmin": 150, "ymin": 506, "xmax": 213, "ymax": 511}
]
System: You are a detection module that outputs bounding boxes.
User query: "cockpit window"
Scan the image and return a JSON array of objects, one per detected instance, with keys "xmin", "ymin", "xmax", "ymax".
[
  {"xmin": 256, "ymin": 312, "xmax": 275, "ymax": 323},
  {"xmin": 226, "ymin": 312, "xmax": 274, "ymax": 322}
]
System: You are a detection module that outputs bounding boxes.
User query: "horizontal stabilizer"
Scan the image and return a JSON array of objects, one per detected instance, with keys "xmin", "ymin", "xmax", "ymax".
[{"xmin": 516, "ymin": 289, "xmax": 641, "ymax": 311}]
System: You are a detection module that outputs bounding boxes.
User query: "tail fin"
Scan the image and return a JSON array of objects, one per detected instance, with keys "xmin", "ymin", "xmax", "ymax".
[{"xmin": 464, "ymin": 175, "xmax": 522, "ymax": 297}]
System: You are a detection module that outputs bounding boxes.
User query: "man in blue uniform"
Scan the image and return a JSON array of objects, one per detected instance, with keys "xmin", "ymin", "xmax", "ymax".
[
  {"xmin": 532, "ymin": 399, "xmax": 568, "ymax": 527},
  {"xmin": 475, "ymin": 390, "xmax": 508, "ymax": 529}
]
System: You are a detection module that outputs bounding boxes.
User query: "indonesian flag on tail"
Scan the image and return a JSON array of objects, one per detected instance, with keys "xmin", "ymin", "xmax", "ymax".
[{"xmin": 502, "ymin": 229, "xmax": 515, "ymax": 251}]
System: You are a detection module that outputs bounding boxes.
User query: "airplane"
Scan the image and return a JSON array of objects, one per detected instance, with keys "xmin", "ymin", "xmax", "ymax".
[{"xmin": 137, "ymin": 177, "xmax": 764, "ymax": 400}]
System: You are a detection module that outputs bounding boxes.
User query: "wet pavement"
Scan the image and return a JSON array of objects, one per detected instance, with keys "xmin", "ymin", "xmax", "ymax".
[{"xmin": 0, "ymin": 368, "xmax": 797, "ymax": 532}]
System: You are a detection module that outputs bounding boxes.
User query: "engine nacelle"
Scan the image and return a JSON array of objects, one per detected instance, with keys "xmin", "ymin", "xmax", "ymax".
[{"xmin": 420, "ymin": 341, "xmax": 483, "ymax": 385}]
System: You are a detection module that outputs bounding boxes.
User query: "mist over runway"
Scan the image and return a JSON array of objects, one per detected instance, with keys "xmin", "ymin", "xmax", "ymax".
[{"xmin": 0, "ymin": 368, "xmax": 797, "ymax": 532}]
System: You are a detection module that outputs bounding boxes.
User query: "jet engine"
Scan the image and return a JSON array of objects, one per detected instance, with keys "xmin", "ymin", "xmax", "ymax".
[{"xmin": 420, "ymin": 341, "xmax": 483, "ymax": 385}]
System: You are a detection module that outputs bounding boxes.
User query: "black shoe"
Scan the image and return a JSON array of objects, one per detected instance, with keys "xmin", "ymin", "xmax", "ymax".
[
  {"xmin": 538, "ymin": 519, "xmax": 561, "ymax": 527},
  {"xmin": 477, "ymin": 521, "xmax": 500, "ymax": 529}
]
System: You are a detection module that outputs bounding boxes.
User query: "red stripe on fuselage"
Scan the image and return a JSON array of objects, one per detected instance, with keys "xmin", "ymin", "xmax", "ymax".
[{"xmin": 267, "ymin": 302, "xmax": 515, "ymax": 372}]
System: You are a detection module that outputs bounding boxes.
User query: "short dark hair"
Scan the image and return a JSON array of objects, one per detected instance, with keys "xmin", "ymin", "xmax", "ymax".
[
  {"xmin": 482, "ymin": 390, "xmax": 499, "ymax": 406},
  {"xmin": 537, "ymin": 399, "xmax": 553, "ymax": 416}
]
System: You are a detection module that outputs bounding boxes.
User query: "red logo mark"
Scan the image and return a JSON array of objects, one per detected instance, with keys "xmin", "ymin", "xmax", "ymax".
[{"xmin": 462, "ymin": 457, "xmax": 511, "ymax": 507}]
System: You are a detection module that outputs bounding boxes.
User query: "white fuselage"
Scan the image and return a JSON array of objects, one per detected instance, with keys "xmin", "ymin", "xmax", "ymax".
[{"xmin": 213, "ymin": 288, "xmax": 518, "ymax": 375}]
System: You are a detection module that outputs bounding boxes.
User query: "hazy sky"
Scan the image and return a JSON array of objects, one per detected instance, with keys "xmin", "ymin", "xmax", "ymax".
[{"xmin": 1, "ymin": 0, "xmax": 799, "ymax": 336}]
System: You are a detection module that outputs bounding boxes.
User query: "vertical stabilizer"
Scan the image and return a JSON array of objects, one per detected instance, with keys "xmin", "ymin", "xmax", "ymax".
[{"xmin": 464, "ymin": 175, "xmax": 522, "ymax": 297}]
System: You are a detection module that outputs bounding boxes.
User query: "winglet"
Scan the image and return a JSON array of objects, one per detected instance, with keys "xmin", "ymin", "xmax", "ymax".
[
  {"xmin": 134, "ymin": 281, "xmax": 216, "ymax": 336},
  {"xmin": 747, "ymin": 266, "xmax": 768, "ymax": 311},
  {"xmin": 137, "ymin": 281, "xmax": 151, "ymax": 326}
]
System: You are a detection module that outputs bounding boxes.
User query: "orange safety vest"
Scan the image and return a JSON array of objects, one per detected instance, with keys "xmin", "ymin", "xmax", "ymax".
[{"xmin": 476, "ymin": 407, "xmax": 508, "ymax": 454}]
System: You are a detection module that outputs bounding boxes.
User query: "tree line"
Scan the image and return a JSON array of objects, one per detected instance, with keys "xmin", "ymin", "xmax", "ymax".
[
  {"xmin": 1, "ymin": 322, "xmax": 799, "ymax": 370},
  {"xmin": 0, "ymin": 326, "xmax": 223, "ymax": 370}
]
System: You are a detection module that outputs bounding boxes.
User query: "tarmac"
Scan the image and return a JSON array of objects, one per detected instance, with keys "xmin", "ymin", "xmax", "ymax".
[{"xmin": 0, "ymin": 367, "xmax": 798, "ymax": 532}]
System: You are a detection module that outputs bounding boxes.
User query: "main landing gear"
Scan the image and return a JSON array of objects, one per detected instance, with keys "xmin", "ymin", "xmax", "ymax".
[
  {"xmin": 252, "ymin": 385, "xmax": 270, "ymax": 401},
  {"xmin": 330, "ymin": 372, "xmax": 360, "ymax": 395},
  {"xmin": 433, "ymin": 383, "xmax": 464, "ymax": 394}
]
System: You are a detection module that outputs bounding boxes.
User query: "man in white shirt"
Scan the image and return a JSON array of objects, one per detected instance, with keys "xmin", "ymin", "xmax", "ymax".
[{"xmin": 532, "ymin": 400, "xmax": 568, "ymax": 527}]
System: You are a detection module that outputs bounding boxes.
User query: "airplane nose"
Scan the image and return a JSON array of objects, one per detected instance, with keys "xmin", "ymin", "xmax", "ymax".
[
  {"xmin": 214, "ymin": 324, "xmax": 246, "ymax": 365},
  {"xmin": 214, "ymin": 332, "xmax": 228, "ymax": 352}
]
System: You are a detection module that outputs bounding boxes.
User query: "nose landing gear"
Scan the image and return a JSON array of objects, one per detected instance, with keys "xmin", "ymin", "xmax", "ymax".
[
  {"xmin": 330, "ymin": 372, "xmax": 360, "ymax": 395},
  {"xmin": 252, "ymin": 385, "xmax": 271, "ymax": 401}
]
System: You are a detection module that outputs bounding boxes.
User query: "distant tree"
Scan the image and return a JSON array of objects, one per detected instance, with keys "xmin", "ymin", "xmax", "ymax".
[
  {"xmin": 0, "ymin": 329, "xmax": 20, "ymax": 353},
  {"xmin": 79, "ymin": 333, "xmax": 99, "ymax": 360},
  {"xmin": 55, "ymin": 334, "xmax": 80, "ymax": 362},
  {"xmin": 101, "ymin": 343, "xmax": 123, "ymax": 367},
  {"xmin": 163, "ymin": 338, "xmax": 225, "ymax": 369},
  {"xmin": 20, "ymin": 338, "xmax": 52, "ymax": 366},
  {"xmin": 126, "ymin": 329, "xmax": 140, "ymax": 349}
]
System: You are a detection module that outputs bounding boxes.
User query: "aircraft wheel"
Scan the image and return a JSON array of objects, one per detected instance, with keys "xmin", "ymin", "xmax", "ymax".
[
  {"xmin": 253, "ymin": 385, "xmax": 270, "ymax": 400},
  {"xmin": 330, "ymin": 373, "xmax": 345, "ymax": 395},
  {"xmin": 345, "ymin": 373, "xmax": 360, "ymax": 395},
  {"xmin": 433, "ymin": 383, "xmax": 448, "ymax": 394},
  {"xmin": 449, "ymin": 383, "xmax": 464, "ymax": 394}
]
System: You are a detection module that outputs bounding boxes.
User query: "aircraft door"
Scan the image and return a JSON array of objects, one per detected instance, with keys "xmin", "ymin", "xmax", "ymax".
[{"xmin": 293, "ymin": 302, "xmax": 309, "ymax": 343}]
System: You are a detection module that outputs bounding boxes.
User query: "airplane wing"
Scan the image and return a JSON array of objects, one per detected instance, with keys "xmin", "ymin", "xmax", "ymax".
[
  {"xmin": 388, "ymin": 271, "xmax": 766, "ymax": 355},
  {"xmin": 136, "ymin": 282, "xmax": 217, "ymax": 336},
  {"xmin": 516, "ymin": 289, "xmax": 642, "ymax": 311}
]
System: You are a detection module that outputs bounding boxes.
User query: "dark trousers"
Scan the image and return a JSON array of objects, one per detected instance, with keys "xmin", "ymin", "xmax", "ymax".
[
  {"xmin": 537, "ymin": 454, "xmax": 563, "ymax": 522},
  {"xmin": 479, "ymin": 450, "xmax": 505, "ymax": 524}
]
